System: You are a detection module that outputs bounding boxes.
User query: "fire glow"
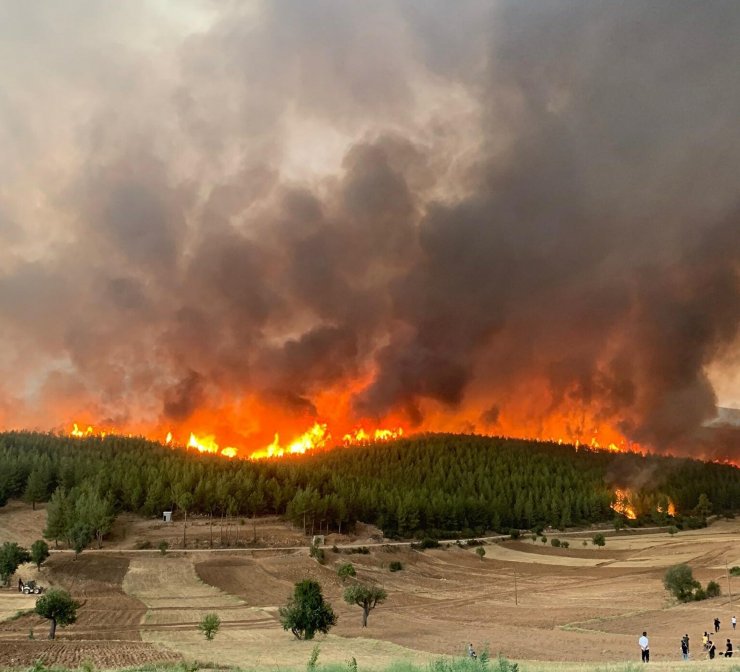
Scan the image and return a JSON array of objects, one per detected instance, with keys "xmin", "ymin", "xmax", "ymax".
[
  {"xmin": 611, "ymin": 487, "xmax": 676, "ymax": 520},
  {"xmin": 68, "ymin": 421, "xmax": 405, "ymax": 460}
]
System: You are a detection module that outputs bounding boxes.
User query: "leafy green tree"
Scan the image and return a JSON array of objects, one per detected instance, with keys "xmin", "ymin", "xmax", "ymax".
[
  {"xmin": 694, "ymin": 493, "xmax": 712, "ymax": 520},
  {"xmin": 198, "ymin": 613, "xmax": 221, "ymax": 640},
  {"xmin": 0, "ymin": 542, "xmax": 31, "ymax": 586},
  {"xmin": 663, "ymin": 564, "xmax": 700, "ymax": 602},
  {"xmin": 592, "ymin": 533, "xmax": 606, "ymax": 548},
  {"xmin": 24, "ymin": 468, "xmax": 50, "ymax": 510},
  {"xmin": 343, "ymin": 584, "xmax": 387, "ymax": 627},
  {"xmin": 475, "ymin": 547, "xmax": 485, "ymax": 560},
  {"xmin": 30, "ymin": 540, "xmax": 50, "ymax": 570},
  {"xmin": 279, "ymin": 579, "xmax": 337, "ymax": 640},
  {"xmin": 75, "ymin": 489, "xmax": 114, "ymax": 549},
  {"xmin": 337, "ymin": 562, "xmax": 356, "ymax": 582},
  {"xmin": 44, "ymin": 488, "xmax": 70, "ymax": 548},
  {"xmin": 70, "ymin": 521, "xmax": 93, "ymax": 559},
  {"xmin": 34, "ymin": 588, "xmax": 80, "ymax": 639}
]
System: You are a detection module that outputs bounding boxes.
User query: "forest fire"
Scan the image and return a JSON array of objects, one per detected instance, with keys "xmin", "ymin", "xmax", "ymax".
[
  {"xmin": 67, "ymin": 420, "xmax": 406, "ymax": 460},
  {"xmin": 611, "ymin": 487, "xmax": 677, "ymax": 519}
]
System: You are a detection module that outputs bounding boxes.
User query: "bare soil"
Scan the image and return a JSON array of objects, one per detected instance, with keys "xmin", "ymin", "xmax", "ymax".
[{"xmin": 1, "ymin": 500, "xmax": 740, "ymax": 670}]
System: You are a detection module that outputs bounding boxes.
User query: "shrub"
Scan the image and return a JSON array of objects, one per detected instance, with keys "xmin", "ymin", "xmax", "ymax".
[
  {"xmin": 307, "ymin": 644, "xmax": 320, "ymax": 672},
  {"xmin": 310, "ymin": 544, "xmax": 326, "ymax": 564},
  {"xmin": 198, "ymin": 613, "xmax": 221, "ymax": 641},
  {"xmin": 337, "ymin": 563, "xmax": 356, "ymax": 581},
  {"xmin": 475, "ymin": 547, "xmax": 485, "ymax": 560},
  {"xmin": 389, "ymin": 561, "xmax": 403, "ymax": 572},
  {"xmin": 730, "ymin": 566, "xmax": 740, "ymax": 577},
  {"xmin": 693, "ymin": 586, "xmax": 706, "ymax": 601},
  {"xmin": 667, "ymin": 526, "xmax": 679, "ymax": 535},
  {"xmin": 158, "ymin": 541, "xmax": 169, "ymax": 555},
  {"xmin": 134, "ymin": 540, "xmax": 152, "ymax": 550},
  {"xmin": 332, "ymin": 545, "xmax": 340, "ymax": 553},
  {"xmin": 561, "ymin": 541, "xmax": 569, "ymax": 549},
  {"xmin": 420, "ymin": 538, "xmax": 440, "ymax": 549},
  {"xmin": 509, "ymin": 529, "xmax": 520, "ymax": 540},
  {"xmin": 540, "ymin": 536, "xmax": 547, "ymax": 544},
  {"xmin": 663, "ymin": 564, "xmax": 700, "ymax": 602},
  {"xmin": 550, "ymin": 538, "xmax": 561, "ymax": 548},
  {"xmin": 582, "ymin": 540, "xmax": 588, "ymax": 546},
  {"xmin": 592, "ymin": 533, "xmax": 606, "ymax": 548},
  {"xmin": 705, "ymin": 580, "xmax": 721, "ymax": 598}
]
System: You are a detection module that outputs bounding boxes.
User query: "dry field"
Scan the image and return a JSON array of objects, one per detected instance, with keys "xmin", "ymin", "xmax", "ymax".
[{"xmin": 1, "ymin": 500, "xmax": 740, "ymax": 671}]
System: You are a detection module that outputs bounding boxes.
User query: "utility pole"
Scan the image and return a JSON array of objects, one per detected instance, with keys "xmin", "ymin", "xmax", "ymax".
[
  {"xmin": 514, "ymin": 569, "xmax": 518, "ymax": 606},
  {"xmin": 726, "ymin": 558, "xmax": 734, "ymax": 608}
]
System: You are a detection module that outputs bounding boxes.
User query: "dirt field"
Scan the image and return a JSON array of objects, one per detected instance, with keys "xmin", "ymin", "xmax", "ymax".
[{"xmin": 1, "ymin": 501, "xmax": 740, "ymax": 670}]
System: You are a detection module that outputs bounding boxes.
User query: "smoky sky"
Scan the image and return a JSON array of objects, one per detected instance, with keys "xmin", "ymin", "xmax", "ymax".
[{"xmin": 0, "ymin": 1, "xmax": 739, "ymax": 457}]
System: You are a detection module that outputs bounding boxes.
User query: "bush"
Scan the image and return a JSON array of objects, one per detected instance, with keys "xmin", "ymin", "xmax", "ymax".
[
  {"xmin": 332, "ymin": 545, "xmax": 340, "ymax": 553},
  {"xmin": 561, "ymin": 541, "xmax": 569, "ymax": 549},
  {"xmin": 509, "ymin": 529, "xmax": 520, "ymax": 540},
  {"xmin": 730, "ymin": 566, "xmax": 740, "ymax": 577},
  {"xmin": 592, "ymin": 533, "xmax": 606, "ymax": 548},
  {"xmin": 705, "ymin": 580, "xmax": 721, "ymax": 598},
  {"xmin": 582, "ymin": 540, "xmax": 588, "ymax": 546},
  {"xmin": 693, "ymin": 586, "xmax": 706, "ymax": 601},
  {"xmin": 198, "ymin": 612, "xmax": 221, "ymax": 640},
  {"xmin": 389, "ymin": 561, "xmax": 403, "ymax": 572},
  {"xmin": 540, "ymin": 536, "xmax": 547, "ymax": 544},
  {"xmin": 667, "ymin": 526, "xmax": 679, "ymax": 535},
  {"xmin": 663, "ymin": 564, "xmax": 701, "ymax": 602},
  {"xmin": 420, "ymin": 538, "xmax": 440, "ymax": 549},
  {"xmin": 337, "ymin": 563, "xmax": 356, "ymax": 581},
  {"xmin": 475, "ymin": 547, "xmax": 485, "ymax": 560},
  {"xmin": 550, "ymin": 538, "xmax": 561, "ymax": 548},
  {"xmin": 158, "ymin": 540, "xmax": 169, "ymax": 555},
  {"xmin": 310, "ymin": 544, "xmax": 326, "ymax": 564},
  {"xmin": 134, "ymin": 540, "xmax": 152, "ymax": 550}
]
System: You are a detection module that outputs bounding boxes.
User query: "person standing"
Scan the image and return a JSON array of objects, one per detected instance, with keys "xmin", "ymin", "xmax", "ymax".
[
  {"xmin": 726, "ymin": 639, "xmax": 733, "ymax": 658},
  {"xmin": 681, "ymin": 637, "xmax": 688, "ymax": 661},
  {"xmin": 639, "ymin": 631, "xmax": 650, "ymax": 663},
  {"xmin": 732, "ymin": 615, "xmax": 737, "ymax": 631},
  {"xmin": 467, "ymin": 643, "xmax": 476, "ymax": 660},
  {"xmin": 715, "ymin": 617, "xmax": 721, "ymax": 633},
  {"xmin": 708, "ymin": 640, "xmax": 716, "ymax": 660}
]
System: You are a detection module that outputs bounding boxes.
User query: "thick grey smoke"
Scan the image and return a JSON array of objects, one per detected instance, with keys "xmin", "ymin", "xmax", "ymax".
[{"xmin": 0, "ymin": 1, "xmax": 738, "ymax": 456}]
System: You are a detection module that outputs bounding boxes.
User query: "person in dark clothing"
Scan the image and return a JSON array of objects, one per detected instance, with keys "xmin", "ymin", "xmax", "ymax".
[
  {"xmin": 726, "ymin": 639, "xmax": 733, "ymax": 658},
  {"xmin": 681, "ymin": 637, "xmax": 689, "ymax": 661},
  {"xmin": 682, "ymin": 634, "xmax": 690, "ymax": 654},
  {"xmin": 708, "ymin": 640, "xmax": 716, "ymax": 660},
  {"xmin": 715, "ymin": 617, "xmax": 721, "ymax": 633}
]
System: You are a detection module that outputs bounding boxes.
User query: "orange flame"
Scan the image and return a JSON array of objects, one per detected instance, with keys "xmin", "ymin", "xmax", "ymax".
[
  {"xmin": 343, "ymin": 427, "xmax": 404, "ymax": 444},
  {"xmin": 248, "ymin": 422, "xmax": 329, "ymax": 459},
  {"xmin": 612, "ymin": 488, "xmax": 637, "ymax": 520}
]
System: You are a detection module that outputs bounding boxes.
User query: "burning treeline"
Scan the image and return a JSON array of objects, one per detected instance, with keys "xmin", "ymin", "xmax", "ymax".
[
  {"xmin": 1, "ymin": 3, "xmax": 740, "ymax": 462},
  {"xmin": 2, "ymin": 432, "xmax": 738, "ymax": 542}
]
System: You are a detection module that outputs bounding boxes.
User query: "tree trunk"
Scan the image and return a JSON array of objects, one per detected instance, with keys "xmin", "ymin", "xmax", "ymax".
[
  {"xmin": 362, "ymin": 606, "xmax": 369, "ymax": 627},
  {"xmin": 209, "ymin": 513, "xmax": 213, "ymax": 548},
  {"xmin": 97, "ymin": 530, "xmax": 103, "ymax": 549},
  {"xmin": 252, "ymin": 515, "xmax": 257, "ymax": 543},
  {"xmin": 32, "ymin": 501, "xmax": 36, "ymax": 511},
  {"xmin": 49, "ymin": 617, "xmax": 57, "ymax": 639}
]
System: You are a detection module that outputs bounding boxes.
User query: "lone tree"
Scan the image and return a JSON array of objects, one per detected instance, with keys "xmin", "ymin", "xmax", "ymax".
[
  {"xmin": 475, "ymin": 547, "xmax": 486, "ymax": 560},
  {"xmin": 663, "ymin": 564, "xmax": 701, "ymax": 602},
  {"xmin": 592, "ymin": 533, "xmax": 606, "ymax": 548},
  {"xmin": 279, "ymin": 579, "xmax": 337, "ymax": 640},
  {"xmin": 198, "ymin": 613, "xmax": 221, "ymax": 641},
  {"xmin": 35, "ymin": 589, "xmax": 80, "ymax": 639},
  {"xmin": 0, "ymin": 542, "xmax": 31, "ymax": 586},
  {"xmin": 31, "ymin": 540, "xmax": 50, "ymax": 570},
  {"xmin": 343, "ymin": 584, "xmax": 387, "ymax": 627}
]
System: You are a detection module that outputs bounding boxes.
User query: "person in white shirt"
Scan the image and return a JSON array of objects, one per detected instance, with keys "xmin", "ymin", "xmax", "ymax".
[
  {"xmin": 733, "ymin": 615, "xmax": 737, "ymax": 631},
  {"xmin": 639, "ymin": 631, "xmax": 650, "ymax": 662}
]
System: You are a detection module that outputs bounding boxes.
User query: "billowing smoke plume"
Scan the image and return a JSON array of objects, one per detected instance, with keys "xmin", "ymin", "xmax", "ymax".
[{"xmin": 0, "ymin": 1, "xmax": 738, "ymax": 457}]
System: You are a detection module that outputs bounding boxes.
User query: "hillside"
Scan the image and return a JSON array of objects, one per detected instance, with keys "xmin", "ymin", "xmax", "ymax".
[{"xmin": 0, "ymin": 432, "xmax": 738, "ymax": 542}]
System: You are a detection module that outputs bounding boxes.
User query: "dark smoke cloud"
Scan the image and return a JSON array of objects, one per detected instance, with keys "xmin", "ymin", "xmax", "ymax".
[{"xmin": 0, "ymin": 1, "xmax": 738, "ymax": 456}]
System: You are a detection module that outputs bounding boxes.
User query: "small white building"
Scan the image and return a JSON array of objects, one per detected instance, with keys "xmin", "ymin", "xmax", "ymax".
[{"xmin": 163, "ymin": 511, "xmax": 173, "ymax": 523}]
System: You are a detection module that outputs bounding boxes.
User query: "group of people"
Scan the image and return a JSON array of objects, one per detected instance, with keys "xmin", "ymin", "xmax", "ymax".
[
  {"xmin": 700, "ymin": 615, "xmax": 736, "ymax": 660},
  {"xmin": 639, "ymin": 614, "xmax": 736, "ymax": 662}
]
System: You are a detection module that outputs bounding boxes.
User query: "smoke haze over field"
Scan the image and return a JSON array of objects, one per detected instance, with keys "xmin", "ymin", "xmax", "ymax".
[{"xmin": 0, "ymin": 1, "xmax": 739, "ymax": 457}]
